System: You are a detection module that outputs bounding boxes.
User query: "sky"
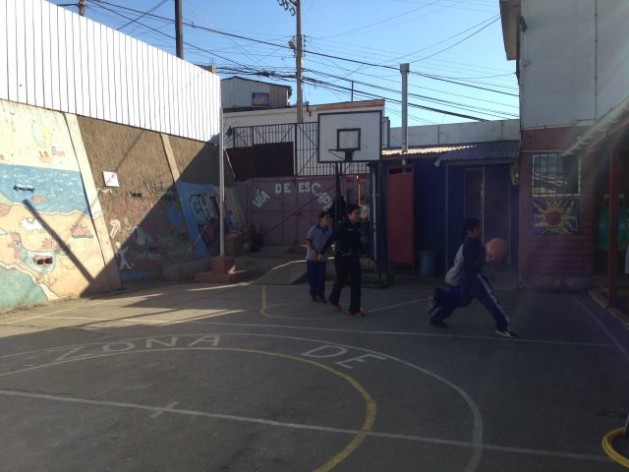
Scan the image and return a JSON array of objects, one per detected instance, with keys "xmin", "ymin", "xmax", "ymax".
[{"xmin": 48, "ymin": 0, "xmax": 520, "ymax": 128}]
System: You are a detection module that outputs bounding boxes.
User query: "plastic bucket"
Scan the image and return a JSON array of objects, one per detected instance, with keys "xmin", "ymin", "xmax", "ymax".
[{"xmin": 419, "ymin": 251, "xmax": 436, "ymax": 277}]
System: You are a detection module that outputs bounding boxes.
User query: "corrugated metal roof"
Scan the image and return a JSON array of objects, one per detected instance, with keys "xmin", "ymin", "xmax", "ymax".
[
  {"xmin": 383, "ymin": 141, "xmax": 520, "ymax": 166},
  {"xmin": 562, "ymin": 95, "xmax": 629, "ymax": 157},
  {"xmin": 382, "ymin": 144, "xmax": 469, "ymax": 157},
  {"xmin": 435, "ymin": 140, "xmax": 520, "ymax": 166}
]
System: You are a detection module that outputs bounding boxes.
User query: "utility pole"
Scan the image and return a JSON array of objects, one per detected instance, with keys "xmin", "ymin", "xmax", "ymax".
[
  {"xmin": 277, "ymin": 0, "xmax": 304, "ymax": 123},
  {"xmin": 295, "ymin": 0, "xmax": 303, "ymax": 123},
  {"xmin": 400, "ymin": 63, "xmax": 410, "ymax": 155},
  {"xmin": 175, "ymin": 0, "xmax": 184, "ymax": 59},
  {"xmin": 79, "ymin": 0, "xmax": 85, "ymax": 16}
]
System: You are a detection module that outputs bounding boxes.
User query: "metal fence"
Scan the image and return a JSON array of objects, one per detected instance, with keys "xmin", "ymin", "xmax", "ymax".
[{"xmin": 226, "ymin": 122, "xmax": 369, "ymax": 177}]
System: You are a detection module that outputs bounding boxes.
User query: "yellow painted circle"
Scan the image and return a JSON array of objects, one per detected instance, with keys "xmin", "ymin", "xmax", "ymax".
[
  {"xmin": 602, "ymin": 427, "xmax": 629, "ymax": 468},
  {"xmin": 0, "ymin": 346, "xmax": 376, "ymax": 471}
]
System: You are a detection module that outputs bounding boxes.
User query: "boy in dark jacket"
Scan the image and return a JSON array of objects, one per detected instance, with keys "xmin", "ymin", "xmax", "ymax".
[
  {"xmin": 319, "ymin": 204, "xmax": 369, "ymax": 316},
  {"xmin": 429, "ymin": 217, "xmax": 518, "ymax": 338}
]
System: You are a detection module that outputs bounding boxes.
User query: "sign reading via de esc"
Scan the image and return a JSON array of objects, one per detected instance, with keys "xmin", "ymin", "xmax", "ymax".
[{"xmin": 252, "ymin": 181, "xmax": 332, "ymax": 208}]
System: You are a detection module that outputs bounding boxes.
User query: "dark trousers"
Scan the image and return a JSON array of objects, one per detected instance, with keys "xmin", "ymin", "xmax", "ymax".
[
  {"xmin": 307, "ymin": 260, "xmax": 327, "ymax": 297},
  {"xmin": 329, "ymin": 256, "xmax": 361, "ymax": 312},
  {"xmin": 431, "ymin": 273, "xmax": 509, "ymax": 331}
]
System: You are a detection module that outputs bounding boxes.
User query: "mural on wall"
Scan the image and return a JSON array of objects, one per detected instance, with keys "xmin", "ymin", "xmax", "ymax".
[
  {"xmin": 176, "ymin": 183, "xmax": 247, "ymax": 258},
  {"xmin": 532, "ymin": 198, "xmax": 579, "ymax": 235},
  {"xmin": 177, "ymin": 183, "xmax": 220, "ymax": 257},
  {"xmin": 100, "ymin": 190, "xmax": 192, "ymax": 283},
  {"xmin": 0, "ymin": 101, "xmax": 108, "ymax": 311},
  {"xmin": 224, "ymin": 186, "xmax": 246, "ymax": 229}
]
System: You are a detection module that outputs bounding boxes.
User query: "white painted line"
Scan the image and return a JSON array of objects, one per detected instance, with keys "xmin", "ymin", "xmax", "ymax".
[
  {"xmin": 153, "ymin": 320, "xmax": 616, "ymax": 348},
  {"xmin": 0, "ymin": 298, "xmax": 114, "ymax": 325},
  {"xmin": 0, "ymin": 389, "xmax": 609, "ymax": 463},
  {"xmin": 187, "ymin": 282, "xmax": 253, "ymax": 292},
  {"xmin": 0, "ymin": 324, "xmax": 615, "ymax": 364},
  {"xmin": 0, "ymin": 292, "xmax": 168, "ymax": 325},
  {"xmin": 150, "ymin": 401, "xmax": 179, "ymax": 418},
  {"xmin": 574, "ymin": 297, "xmax": 629, "ymax": 364}
]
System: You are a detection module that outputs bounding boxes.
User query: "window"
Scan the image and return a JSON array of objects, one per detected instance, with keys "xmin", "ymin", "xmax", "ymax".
[
  {"xmin": 252, "ymin": 92, "xmax": 270, "ymax": 107},
  {"xmin": 532, "ymin": 154, "xmax": 580, "ymax": 197}
]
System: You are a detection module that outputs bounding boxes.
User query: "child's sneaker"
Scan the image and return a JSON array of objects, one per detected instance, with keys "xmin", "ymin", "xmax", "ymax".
[
  {"xmin": 426, "ymin": 287, "xmax": 442, "ymax": 313},
  {"xmin": 429, "ymin": 318, "xmax": 448, "ymax": 329},
  {"xmin": 331, "ymin": 303, "xmax": 342, "ymax": 311},
  {"xmin": 349, "ymin": 309, "xmax": 365, "ymax": 317},
  {"xmin": 495, "ymin": 329, "xmax": 519, "ymax": 338}
]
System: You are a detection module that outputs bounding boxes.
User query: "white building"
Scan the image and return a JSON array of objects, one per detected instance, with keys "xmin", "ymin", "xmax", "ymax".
[
  {"xmin": 500, "ymin": 0, "xmax": 629, "ymax": 295},
  {"xmin": 221, "ymin": 76, "xmax": 291, "ymax": 111}
]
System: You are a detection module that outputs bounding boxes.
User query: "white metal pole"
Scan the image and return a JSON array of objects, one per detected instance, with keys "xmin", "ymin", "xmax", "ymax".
[
  {"xmin": 400, "ymin": 63, "xmax": 410, "ymax": 154},
  {"xmin": 219, "ymin": 108, "xmax": 225, "ymax": 257}
]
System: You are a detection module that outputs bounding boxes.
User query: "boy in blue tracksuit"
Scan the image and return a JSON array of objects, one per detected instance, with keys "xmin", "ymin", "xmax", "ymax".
[
  {"xmin": 429, "ymin": 217, "xmax": 518, "ymax": 338},
  {"xmin": 306, "ymin": 211, "xmax": 332, "ymax": 302}
]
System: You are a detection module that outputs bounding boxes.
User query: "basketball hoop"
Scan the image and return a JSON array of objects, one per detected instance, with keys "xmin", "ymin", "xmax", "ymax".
[{"xmin": 328, "ymin": 149, "xmax": 355, "ymax": 163}]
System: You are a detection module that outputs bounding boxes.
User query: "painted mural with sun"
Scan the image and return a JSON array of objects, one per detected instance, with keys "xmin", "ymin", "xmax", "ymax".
[{"xmin": 533, "ymin": 198, "xmax": 579, "ymax": 234}]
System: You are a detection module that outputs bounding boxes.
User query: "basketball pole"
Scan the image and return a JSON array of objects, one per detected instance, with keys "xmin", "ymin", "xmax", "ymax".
[{"xmin": 334, "ymin": 162, "xmax": 341, "ymax": 226}]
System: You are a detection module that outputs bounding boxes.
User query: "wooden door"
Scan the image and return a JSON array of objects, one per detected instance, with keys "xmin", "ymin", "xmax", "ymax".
[{"xmin": 387, "ymin": 169, "xmax": 414, "ymax": 266}]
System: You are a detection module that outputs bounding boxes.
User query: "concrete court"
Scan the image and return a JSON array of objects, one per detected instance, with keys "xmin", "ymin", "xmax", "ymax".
[{"xmin": 0, "ymin": 279, "xmax": 627, "ymax": 472}]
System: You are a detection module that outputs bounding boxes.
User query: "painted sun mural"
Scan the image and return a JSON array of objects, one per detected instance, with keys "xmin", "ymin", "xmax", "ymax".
[{"xmin": 533, "ymin": 198, "xmax": 579, "ymax": 234}]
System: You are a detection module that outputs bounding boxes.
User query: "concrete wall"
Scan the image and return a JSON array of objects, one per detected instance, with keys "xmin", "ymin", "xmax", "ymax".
[
  {"xmin": 78, "ymin": 117, "xmax": 193, "ymax": 283},
  {"xmin": 389, "ymin": 119, "xmax": 520, "ymax": 147},
  {"xmin": 0, "ymin": 101, "xmax": 117, "ymax": 310},
  {"xmin": 0, "ymin": 99, "xmax": 243, "ymax": 311},
  {"xmin": 520, "ymin": 0, "xmax": 629, "ymax": 128}
]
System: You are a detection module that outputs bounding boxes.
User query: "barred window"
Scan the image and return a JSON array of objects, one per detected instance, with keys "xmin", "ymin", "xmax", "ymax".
[{"xmin": 532, "ymin": 154, "xmax": 580, "ymax": 197}]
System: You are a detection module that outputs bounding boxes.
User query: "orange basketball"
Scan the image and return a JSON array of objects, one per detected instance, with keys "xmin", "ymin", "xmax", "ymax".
[{"xmin": 485, "ymin": 238, "xmax": 508, "ymax": 261}]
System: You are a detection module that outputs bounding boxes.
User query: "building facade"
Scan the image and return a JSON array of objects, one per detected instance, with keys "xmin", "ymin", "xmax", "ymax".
[{"xmin": 500, "ymin": 0, "xmax": 629, "ymax": 294}]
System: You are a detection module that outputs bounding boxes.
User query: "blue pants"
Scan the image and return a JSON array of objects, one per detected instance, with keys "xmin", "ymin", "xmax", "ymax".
[
  {"xmin": 431, "ymin": 273, "xmax": 510, "ymax": 331},
  {"xmin": 307, "ymin": 260, "xmax": 327, "ymax": 298}
]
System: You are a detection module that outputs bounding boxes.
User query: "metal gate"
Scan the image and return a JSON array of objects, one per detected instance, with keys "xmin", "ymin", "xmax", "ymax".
[{"xmin": 238, "ymin": 175, "xmax": 367, "ymax": 246}]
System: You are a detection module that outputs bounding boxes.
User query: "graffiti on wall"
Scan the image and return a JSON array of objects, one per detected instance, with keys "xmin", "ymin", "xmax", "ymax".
[
  {"xmin": 101, "ymin": 192, "xmax": 192, "ymax": 282},
  {"xmin": 0, "ymin": 101, "xmax": 107, "ymax": 310},
  {"xmin": 177, "ymin": 183, "xmax": 219, "ymax": 257},
  {"xmin": 175, "ymin": 183, "xmax": 246, "ymax": 258},
  {"xmin": 251, "ymin": 180, "xmax": 333, "ymax": 209}
]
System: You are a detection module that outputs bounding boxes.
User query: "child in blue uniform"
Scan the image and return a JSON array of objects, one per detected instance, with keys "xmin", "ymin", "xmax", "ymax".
[
  {"xmin": 429, "ymin": 217, "xmax": 518, "ymax": 338},
  {"xmin": 305, "ymin": 211, "xmax": 332, "ymax": 302}
]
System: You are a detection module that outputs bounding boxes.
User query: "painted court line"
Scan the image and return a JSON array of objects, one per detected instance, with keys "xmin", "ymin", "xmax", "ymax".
[
  {"xmin": 5, "ymin": 309, "xmax": 616, "ymax": 348},
  {"xmin": 574, "ymin": 296, "xmax": 629, "ymax": 364},
  {"xmin": 150, "ymin": 401, "xmax": 179, "ymax": 418},
  {"xmin": 0, "ymin": 292, "xmax": 171, "ymax": 325},
  {"xmin": 0, "ymin": 389, "xmax": 608, "ymax": 463}
]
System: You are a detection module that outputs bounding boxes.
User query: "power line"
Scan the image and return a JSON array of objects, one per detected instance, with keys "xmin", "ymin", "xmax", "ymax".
[
  {"xmin": 116, "ymin": 0, "xmax": 169, "ymax": 32},
  {"xmin": 86, "ymin": 0, "xmax": 518, "ymax": 122},
  {"xmin": 88, "ymin": 0, "xmax": 518, "ymax": 98}
]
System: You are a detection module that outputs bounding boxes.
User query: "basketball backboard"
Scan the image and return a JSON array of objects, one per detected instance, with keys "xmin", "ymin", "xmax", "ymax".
[{"xmin": 318, "ymin": 110, "xmax": 382, "ymax": 163}]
